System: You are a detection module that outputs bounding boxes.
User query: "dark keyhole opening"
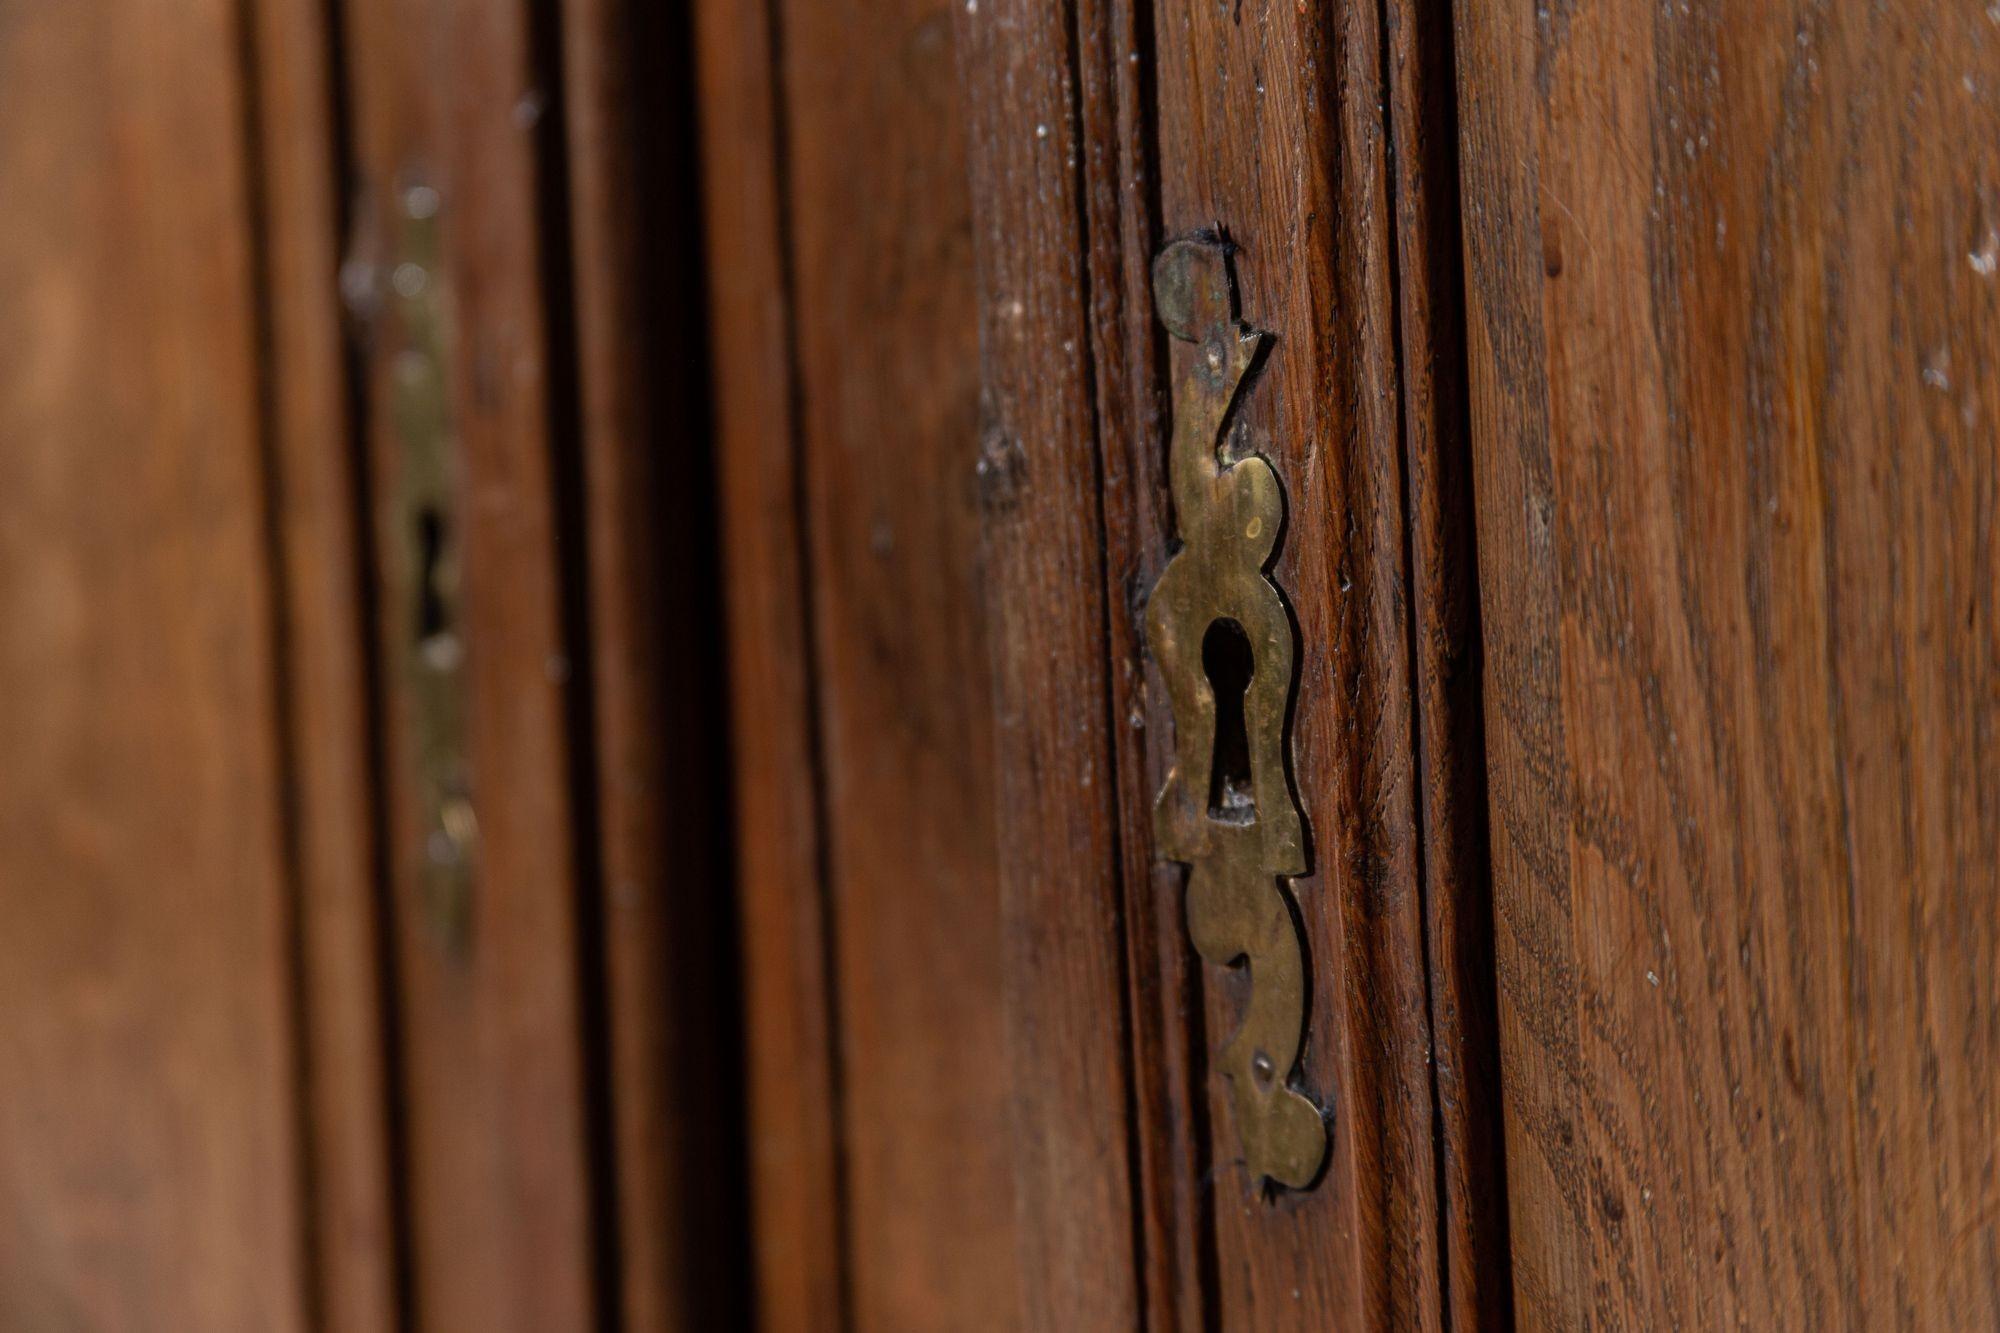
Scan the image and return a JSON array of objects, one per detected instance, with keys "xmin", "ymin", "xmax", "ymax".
[
  {"xmin": 1204, "ymin": 617, "xmax": 1256, "ymax": 824},
  {"xmin": 415, "ymin": 505, "xmax": 459, "ymax": 670}
]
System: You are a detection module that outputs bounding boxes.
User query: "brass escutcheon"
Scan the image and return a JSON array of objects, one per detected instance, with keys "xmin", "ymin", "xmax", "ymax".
[{"xmin": 1147, "ymin": 233, "xmax": 1326, "ymax": 1191}]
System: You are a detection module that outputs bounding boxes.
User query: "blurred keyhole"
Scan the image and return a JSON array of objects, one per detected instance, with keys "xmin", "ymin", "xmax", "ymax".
[{"xmin": 415, "ymin": 504, "xmax": 461, "ymax": 671}]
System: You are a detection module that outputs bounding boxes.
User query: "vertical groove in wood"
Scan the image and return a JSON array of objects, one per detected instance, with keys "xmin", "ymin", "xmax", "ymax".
[
  {"xmin": 1069, "ymin": 0, "xmax": 1222, "ymax": 1327},
  {"xmin": 692, "ymin": 0, "xmax": 848, "ymax": 1324},
  {"xmin": 1447, "ymin": 1, "xmax": 1578, "ymax": 1321},
  {"xmin": 764, "ymin": 0, "xmax": 862, "ymax": 1312},
  {"xmin": 232, "ymin": 0, "xmax": 320, "ymax": 1314},
  {"xmin": 1322, "ymin": 0, "xmax": 1448, "ymax": 1317},
  {"xmin": 764, "ymin": 0, "xmax": 859, "ymax": 1316},
  {"xmin": 244, "ymin": 0, "xmax": 404, "ymax": 1324},
  {"xmin": 1379, "ymin": 0, "xmax": 1516, "ymax": 1324},
  {"xmin": 556, "ymin": 0, "xmax": 753, "ymax": 1325},
  {"xmin": 518, "ymin": 0, "xmax": 632, "ymax": 1321}
]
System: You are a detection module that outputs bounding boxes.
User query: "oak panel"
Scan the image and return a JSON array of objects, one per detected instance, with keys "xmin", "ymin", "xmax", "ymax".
[{"xmin": 1457, "ymin": 0, "xmax": 2000, "ymax": 1324}]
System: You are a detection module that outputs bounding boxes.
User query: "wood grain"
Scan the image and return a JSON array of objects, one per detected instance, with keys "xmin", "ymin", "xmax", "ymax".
[
  {"xmin": 559, "ymin": 0, "xmax": 749, "ymax": 1325},
  {"xmin": 337, "ymin": 0, "xmax": 600, "ymax": 1323},
  {"xmin": 951, "ymin": 0, "xmax": 1145, "ymax": 1326},
  {"xmin": 698, "ymin": 0, "xmax": 1025, "ymax": 1324},
  {"xmin": 0, "ymin": 0, "xmax": 307, "ymax": 1324},
  {"xmin": 690, "ymin": 0, "xmax": 847, "ymax": 1325},
  {"xmin": 1456, "ymin": 0, "xmax": 2000, "ymax": 1324},
  {"xmin": 767, "ymin": 0, "xmax": 1023, "ymax": 1324},
  {"xmin": 247, "ymin": 0, "xmax": 402, "ymax": 1324}
]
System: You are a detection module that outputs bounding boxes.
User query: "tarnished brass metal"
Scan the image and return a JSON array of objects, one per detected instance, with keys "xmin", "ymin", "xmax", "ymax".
[
  {"xmin": 387, "ymin": 181, "xmax": 475, "ymax": 953},
  {"xmin": 1147, "ymin": 234, "xmax": 1326, "ymax": 1190}
]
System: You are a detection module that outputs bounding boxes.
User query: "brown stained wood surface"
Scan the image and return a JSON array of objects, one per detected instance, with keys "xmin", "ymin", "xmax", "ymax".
[
  {"xmin": 248, "ymin": 0, "xmax": 403, "ymax": 1325},
  {"xmin": 0, "ymin": 1, "xmax": 307, "ymax": 1327},
  {"xmin": 338, "ymin": 0, "xmax": 598, "ymax": 1324},
  {"xmin": 952, "ymin": 1, "xmax": 1144, "ymax": 1327},
  {"xmin": 1457, "ymin": 0, "xmax": 2000, "ymax": 1326},
  {"xmin": 768, "ymin": 0, "xmax": 1022, "ymax": 1325},
  {"xmin": 560, "ymin": 0, "xmax": 747, "ymax": 1325},
  {"xmin": 691, "ymin": 0, "xmax": 846, "ymax": 1327},
  {"xmin": 1148, "ymin": 0, "xmax": 1447, "ymax": 1326},
  {"xmin": 1383, "ymin": 0, "xmax": 1515, "ymax": 1326}
]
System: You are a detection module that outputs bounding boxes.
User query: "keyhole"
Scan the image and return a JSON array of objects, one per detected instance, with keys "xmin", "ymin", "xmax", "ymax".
[
  {"xmin": 1203, "ymin": 618, "xmax": 1256, "ymax": 823},
  {"xmin": 415, "ymin": 505, "xmax": 461, "ymax": 671}
]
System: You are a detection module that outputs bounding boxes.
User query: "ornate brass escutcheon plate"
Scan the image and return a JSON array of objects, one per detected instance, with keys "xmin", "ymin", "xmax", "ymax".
[{"xmin": 1147, "ymin": 234, "xmax": 1326, "ymax": 1191}]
